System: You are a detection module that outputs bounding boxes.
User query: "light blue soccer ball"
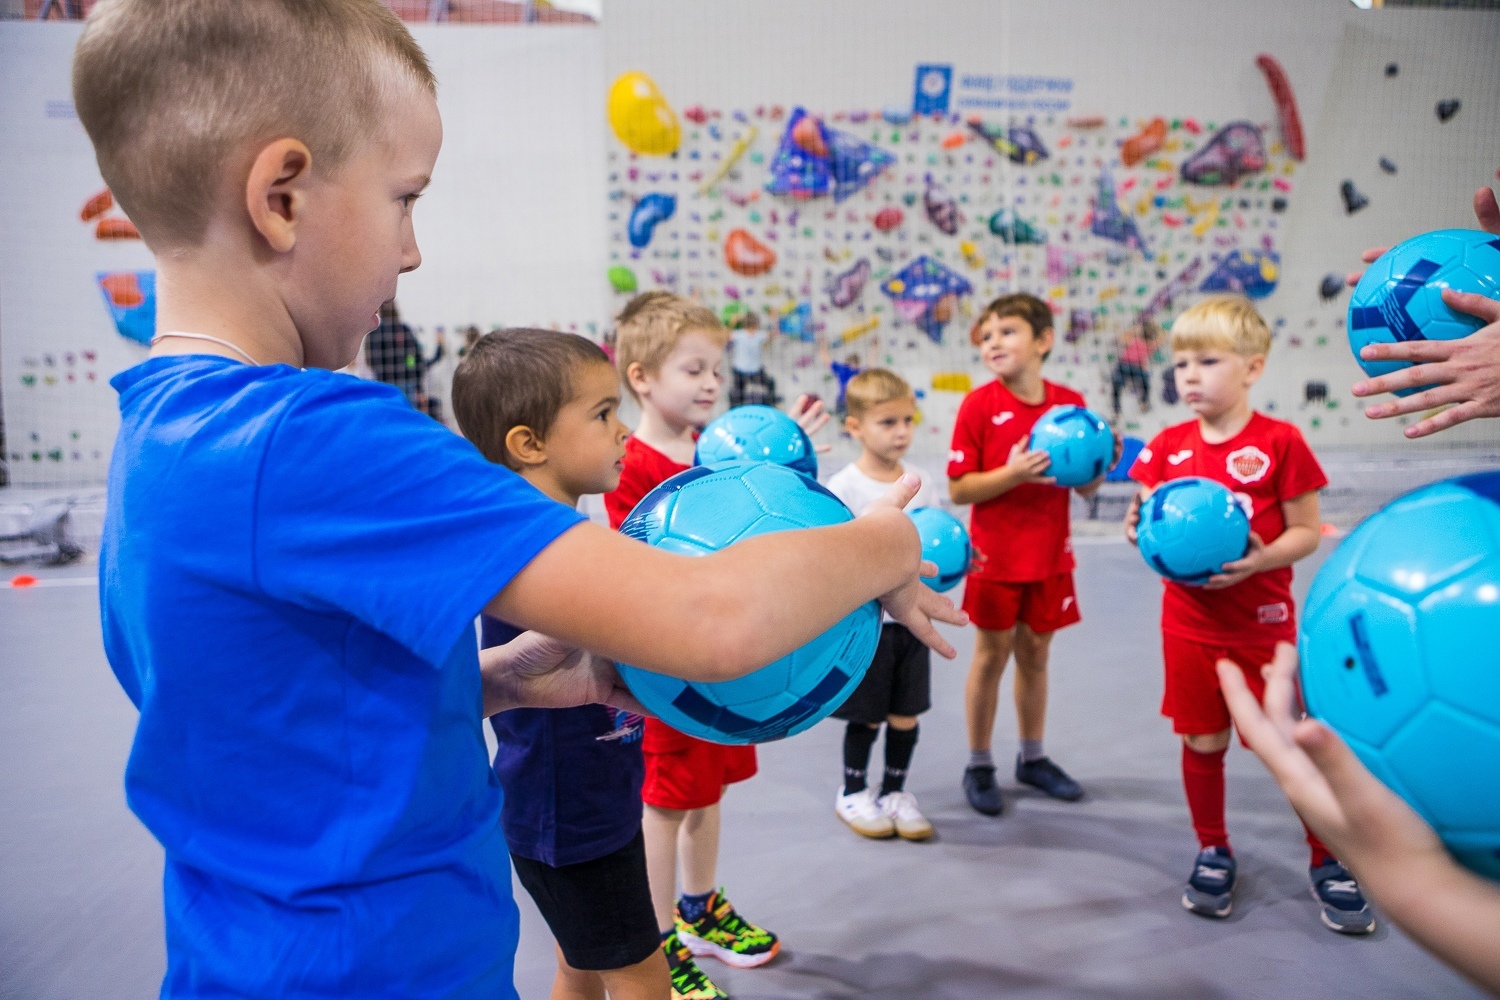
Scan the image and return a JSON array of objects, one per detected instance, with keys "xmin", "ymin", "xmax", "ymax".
[
  {"xmin": 909, "ymin": 507, "xmax": 971, "ymax": 592},
  {"xmin": 1135, "ymin": 477, "xmax": 1250, "ymax": 586},
  {"xmin": 695, "ymin": 405, "xmax": 818, "ymax": 478},
  {"xmin": 1300, "ymin": 472, "xmax": 1500, "ymax": 881},
  {"xmin": 617, "ymin": 461, "xmax": 879, "ymax": 744},
  {"xmin": 1347, "ymin": 229, "xmax": 1500, "ymax": 397},
  {"xmin": 1027, "ymin": 405, "xmax": 1115, "ymax": 487}
]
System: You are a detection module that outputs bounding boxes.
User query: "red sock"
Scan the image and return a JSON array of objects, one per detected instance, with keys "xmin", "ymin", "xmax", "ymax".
[
  {"xmin": 1305, "ymin": 825, "xmax": 1334, "ymax": 868},
  {"xmin": 1181, "ymin": 744, "xmax": 1229, "ymax": 851}
]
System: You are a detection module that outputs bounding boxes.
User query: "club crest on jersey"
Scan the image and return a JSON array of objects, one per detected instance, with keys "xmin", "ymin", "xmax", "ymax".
[{"xmin": 1226, "ymin": 446, "xmax": 1270, "ymax": 484}]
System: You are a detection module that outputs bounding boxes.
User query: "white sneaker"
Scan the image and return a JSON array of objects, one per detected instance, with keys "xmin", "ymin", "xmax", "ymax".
[
  {"xmin": 877, "ymin": 790, "xmax": 934, "ymax": 841},
  {"xmin": 835, "ymin": 788, "xmax": 895, "ymax": 838}
]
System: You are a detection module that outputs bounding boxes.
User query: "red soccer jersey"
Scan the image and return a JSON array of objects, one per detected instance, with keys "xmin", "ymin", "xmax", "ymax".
[
  {"xmin": 604, "ymin": 435, "xmax": 689, "ymax": 530},
  {"xmin": 947, "ymin": 379, "xmax": 1086, "ymax": 582},
  {"xmin": 1130, "ymin": 412, "xmax": 1328, "ymax": 644}
]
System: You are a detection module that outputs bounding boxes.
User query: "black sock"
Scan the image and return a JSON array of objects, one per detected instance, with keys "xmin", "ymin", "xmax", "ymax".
[
  {"xmin": 881, "ymin": 724, "xmax": 919, "ymax": 796},
  {"xmin": 843, "ymin": 722, "xmax": 879, "ymax": 794}
]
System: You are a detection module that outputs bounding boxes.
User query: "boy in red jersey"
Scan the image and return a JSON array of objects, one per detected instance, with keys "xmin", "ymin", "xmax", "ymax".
[
  {"xmin": 948, "ymin": 294, "xmax": 1107, "ymax": 815},
  {"xmin": 1127, "ymin": 294, "xmax": 1374, "ymax": 934},
  {"xmin": 604, "ymin": 291, "xmax": 829, "ymax": 999}
]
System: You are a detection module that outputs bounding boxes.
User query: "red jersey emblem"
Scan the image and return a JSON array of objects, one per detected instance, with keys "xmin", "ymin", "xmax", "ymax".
[{"xmin": 1226, "ymin": 445, "xmax": 1270, "ymax": 484}]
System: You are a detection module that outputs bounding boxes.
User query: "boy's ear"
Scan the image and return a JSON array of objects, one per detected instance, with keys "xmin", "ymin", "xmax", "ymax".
[
  {"xmin": 842, "ymin": 413, "xmax": 861, "ymax": 435},
  {"xmin": 1244, "ymin": 354, "xmax": 1267, "ymax": 383},
  {"xmin": 624, "ymin": 361, "xmax": 652, "ymax": 398},
  {"xmin": 1036, "ymin": 325, "xmax": 1056, "ymax": 355},
  {"xmin": 504, "ymin": 425, "xmax": 548, "ymax": 468},
  {"xmin": 245, "ymin": 138, "xmax": 313, "ymax": 254}
]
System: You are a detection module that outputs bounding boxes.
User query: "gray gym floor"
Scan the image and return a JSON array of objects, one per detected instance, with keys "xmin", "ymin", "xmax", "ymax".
[{"xmin": 0, "ymin": 535, "xmax": 1481, "ymax": 999}]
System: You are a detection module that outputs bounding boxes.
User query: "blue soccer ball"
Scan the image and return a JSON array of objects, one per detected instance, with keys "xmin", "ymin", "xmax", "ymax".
[
  {"xmin": 1300, "ymin": 472, "xmax": 1500, "ymax": 881},
  {"xmin": 1136, "ymin": 477, "xmax": 1250, "ymax": 585},
  {"xmin": 695, "ymin": 405, "xmax": 817, "ymax": 478},
  {"xmin": 1347, "ymin": 229, "xmax": 1500, "ymax": 397},
  {"xmin": 909, "ymin": 506, "xmax": 971, "ymax": 592},
  {"xmin": 1027, "ymin": 405, "xmax": 1115, "ymax": 487},
  {"xmin": 617, "ymin": 461, "xmax": 879, "ymax": 744}
]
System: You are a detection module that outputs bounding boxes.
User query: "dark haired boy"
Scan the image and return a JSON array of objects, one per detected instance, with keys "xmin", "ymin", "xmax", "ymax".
[
  {"xmin": 947, "ymin": 294, "xmax": 1110, "ymax": 815},
  {"xmin": 452, "ymin": 330, "xmax": 665, "ymax": 1000}
]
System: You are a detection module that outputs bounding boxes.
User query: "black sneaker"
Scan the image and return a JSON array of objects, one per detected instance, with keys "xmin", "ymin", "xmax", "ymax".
[
  {"xmin": 1182, "ymin": 846, "xmax": 1236, "ymax": 918},
  {"xmin": 963, "ymin": 764, "xmax": 1003, "ymax": 816},
  {"xmin": 1310, "ymin": 860, "xmax": 1376, "ymax": 934},
  {"xmin": 1015, "ymin": 755, "xmax": 1084, "ymax": 801}
]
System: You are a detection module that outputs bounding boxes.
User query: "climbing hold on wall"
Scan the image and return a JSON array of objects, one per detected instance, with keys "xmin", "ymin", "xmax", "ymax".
[
  {"xmin": 1435, "ymin": 99, "xmax": 1461, "ymax": 122},
  {"xmin": 1271, "ymin": 196, "xmax": 1288, "ymax": 213},
  {"xmin": 778, "ymin": 301, "xmax": 815, "ymax": 341},
  {"xmin": 1090, "ymin": 171, "xmax": 1146, "ymax": 253},
  {"xmin": 1318, "ymin": 273, "xmax": 1344, "ymax": 301},
  {"xmin": 95, "ymin": 270, "xmax": 155, "ymax": 345},
  {"xmin": 966, "ymin": 117, "xmax": 1049, "ymax": 165},
  {"xmin": 1120, "ymin": 118, "xmax": 1167, "ymax": 168},
  {"xmin": 881, "ymin": 255, "xmax": 972, "ymax": 342},
  {"xmin": 608, "ymin": 265, "xmax": 639, "ymax": 294},
  {"xmin": 683, "ymin": 105, "xmax": 707, "ymax": 124},
  {"xmin": 607, "ymin": 71, "xmax": 681, "ymax": 156},
  {"xmin": 1339, "ymin": 180, "xmax": 1369, "ymax": 215},
  {"xmin": 725, "ymin": 228, "xmax": 777, "ymax": 276},
  {"xmin": 792, "ymin": 113, "xmax": 830, "ymax": 157},
  {"xmin": 627, "ymin": 193, "xmax": 676, "ymax": 248},
  {"xmin": 838, "ymin": 315, "xmax": 880, "ymax": 345},
  {"xmin": 941, "ymin": 131, "xmax": 967, "ymax": 150},
  {"xmin": 882, "ymin": 106, "xmax": 913, "ymax": 125},
  {"xmin": 95, "ymin": 218, "xmax": 141, "ymax": 240},
  {"xmin": 959, "ymin": 240, "xmax": 985, "ymax": 269},
  {"xmin": 697, "ymin": 126, "xmax": 758, "ymax": 195},
  {"xmin": 1384, "ymin": 62, "xmax": 1398, "ymax": 78},
  {"xmin": 765, "ymin": 108, "xmax": 895, "ymax": 202},
  {"xmin": 988, "ymin": 207, "xmax": 1046, "ymax": 245},
  {"xmin": 80, "ymin": 188, "xmax": 113, "ymax": 223},
  {"xmin": 1066, "ymin": 115, "xmax": 1106, "ymax": 129},
  {"xmin": 931, "ymin": 372, "xmax": 973, "ymax": 393},
  {"xmin": 826, "ymin": 258, "xmax": 871, "ymax": 308},
  {"xmin": 872, "ymin": 206, "xmax": 904, "ymax": 232},
  {"xmin": 1179, "ymin": 122, "xmax": 1266, "ymax": 185},
  {"xmin": 1199, "ymin": 247, "xmax": 1279, "ymax": 299},
  {"xmin": 1255, "ymin": 54, "xmax": 1305, "ymax": 161},
  {"xmin": 923, "ymin": 175, "xmax": 960, "ymax": 235},
  {"xmin": 1378, "ymin": 156, "xmax": 1397, "ymax": 175}
]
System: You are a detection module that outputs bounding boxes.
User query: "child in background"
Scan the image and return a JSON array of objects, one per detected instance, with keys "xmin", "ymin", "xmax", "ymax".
[
  {"xmin": 605, "ymin": 291, "xmax": 829, "ymax": 999},
  {"xmin": 948, "ymin": 294, "xmax": 1104, "ymax": 816},
  {"xmin": 815, "ymin": 333, "xmax": 863, "ymax": 415},
  {"xmin": 79, "ymin": 3, "xmax": 963, "ymax": 995},
  {"xmin": 725, "ymin": 307, "xmax": 777, "ymax": 408},
  {"xmin": 450, "ymin": 330, "xmax": 663, "ymax": 1000},
  {"xmin": 825, "ymin": 370, "xmax": 940, "ymax": 842},
  {"xmin": 1125, "ymin": 294, "xmax": 1374, "ymax": 933},
  {"xmin": 1110, "ymin": 320, "xmax": 1159, "ymax": 418}
]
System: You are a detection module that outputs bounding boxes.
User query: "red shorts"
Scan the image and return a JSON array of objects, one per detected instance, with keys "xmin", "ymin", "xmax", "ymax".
[
  {"xmin": 1161, "ymin": 634, "xmax": 1280, "ymax": 736},
  {"xmin": 962, "ymin": 573, "xmax": 1081, "ymax": 634},
  {"xmin": 641, "ymin": 719, "xmax": 757, "ymax": 810}
]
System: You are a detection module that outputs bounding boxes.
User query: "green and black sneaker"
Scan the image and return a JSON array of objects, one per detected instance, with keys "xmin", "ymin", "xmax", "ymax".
[
  {"xmin": 674, "ymin": 888, "xmax": 780, "ymax": 969},
  {"xmin": 662, "ymin": 927, "xmax": 728, "ymax": 1000}
]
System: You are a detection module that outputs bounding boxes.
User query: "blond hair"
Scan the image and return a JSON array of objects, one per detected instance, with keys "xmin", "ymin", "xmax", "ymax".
[
  {"xmin": 613, "ymin": 291, "xmax": 727, "ymax": 401},
  {"xmin": 845, "ymin": 368, "xmax": 914, "ymax": 420},
  {"xmin": 1170, "ymin": 295, "xmax": 1273, "ymax": 357},
  {"xmin": 73, "ymin": 0, "xmax": 435, "ymax": 250}
]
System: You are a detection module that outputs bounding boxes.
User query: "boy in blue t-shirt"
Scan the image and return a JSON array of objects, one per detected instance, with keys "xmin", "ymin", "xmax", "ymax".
[
  {"xmin": 75, "ymin": 3, "xmax": 962, "ymax": 996},
  {"xmin": 450, "ymin": 330, "xmax": 662, "ymax": 1000}
]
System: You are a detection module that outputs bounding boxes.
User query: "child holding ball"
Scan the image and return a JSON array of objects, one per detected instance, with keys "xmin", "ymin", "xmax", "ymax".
[
  {"xmin": 1125, "ymin": 294, "xmax": 1373, "ymax": 933},
  {"xmin": 825, "ymin": 369, "xmax": 941, "ymax": 841}
]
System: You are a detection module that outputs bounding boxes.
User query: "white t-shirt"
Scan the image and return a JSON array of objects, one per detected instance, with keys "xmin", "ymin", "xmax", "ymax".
[
  {"xmin": 729, "ymin": 329, "xmax": 767, "ymax": 374},
  {"xmin": 825, "ymin": 461, "xmax": 940, "ymax": 517}
]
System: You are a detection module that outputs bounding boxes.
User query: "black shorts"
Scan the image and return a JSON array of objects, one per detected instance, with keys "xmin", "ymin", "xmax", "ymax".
[
  {"xmin": 832, "ymin": 622, "xmax": 931, "ymax": 725},
  {"xmin": 510, "ymin": 828, "xmax": 659, "ymax": 972}
]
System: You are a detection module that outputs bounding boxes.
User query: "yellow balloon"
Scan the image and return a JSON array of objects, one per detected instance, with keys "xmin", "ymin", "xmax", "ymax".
[{"xmin": 608, "ymin": 71, "xmax": 680, "ymax": 157}]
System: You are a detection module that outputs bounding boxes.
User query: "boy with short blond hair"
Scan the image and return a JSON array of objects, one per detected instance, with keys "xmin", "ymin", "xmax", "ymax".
[
  {"xmin": 451, "ymin": 329, "xmax": 664, "ymax": 1000},
  {"xmin": 605, "ymin": 291, "xmax": 781, "ymax": 999},
  {"xmin": 948, "ymin": 293, "xmax": 1105, "ymax": 816},
  {"xmin": 77, "ymin": 3, "xmax": 961, "ymax": 996},
  {"xmin": 826, "ymin": 369, "xmax": 940, "ymax": 841},
  {"xmin": 1126, "ymin": 294, "xmax": 1374, "ymax": 933}
]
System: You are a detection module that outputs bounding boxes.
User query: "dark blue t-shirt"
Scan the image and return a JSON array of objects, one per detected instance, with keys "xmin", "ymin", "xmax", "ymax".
[
  {"xmin": 482, "ymin": 616, "xmax": 645, "ymax": 867},
  {"xmin": 100, "ymin": 356, "xmax": 585, "ymax": 999}
]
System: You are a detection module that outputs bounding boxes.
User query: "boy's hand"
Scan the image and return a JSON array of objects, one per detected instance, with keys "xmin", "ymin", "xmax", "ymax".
[
  {"xmin": 1005, "ymin": 440, "xmax": 1057, "ymax": 487},
  {"xmin": 1204, "ymin": 532, "xmax": 1265, "ymax": 589},
  {"xmin": 481, "ymin": 631, "xmax": 648, "ymax": 717},
  {"xmin": 1123, "ymin": 487, "xmax": 1149, "ymax": 545},
  {"xmin": 787, "ymin": 393, "xmax": 833, "ymax": 452},
  {"xmin": 863, "ymin": 474, "xmax": 968, "ymax": 658},
  {"xmin": 1351, "ymin": 290, "xmax": 1500, "ymax": 439},
  {"xmin": 1217, "ymin": 644, "xmax": 1448, "ymax": 880}
]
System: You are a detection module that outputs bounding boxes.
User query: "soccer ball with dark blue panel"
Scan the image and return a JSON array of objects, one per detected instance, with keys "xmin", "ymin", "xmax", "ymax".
[
  {"xmin": 1027, "ymin": 405, "xmax": 1115, "ymax": 487},
  {"xmin": 1347, "ymin": 229, "xmax": 1500, "ymax": 397},
  {"xmin": 909, "ymin": 507, "xmax": 971, "ymax": 593},
  {"xmin": 1300, "ymin": 473, "xmax": 1500, "ymax": 881},
  {"xmin": 617, "ymin": 460, "xmax": 879, "ymax": 744},
  {"xmin": 1135, "ymin": 477, "xmax": 1250, "ymax": 586},
  {"xmin": 695, "ymin": 405, "xmax": 818, "ymax": 478}
]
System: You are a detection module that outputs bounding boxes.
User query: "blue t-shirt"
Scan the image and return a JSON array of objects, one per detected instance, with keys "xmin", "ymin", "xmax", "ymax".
[
  {"xmin": 830, "ymin": 361, "xmax": 861, "ymax": 409},
  {"xmin": 482, "ymin": 617, "xmax": 645, "ymax": 867},
  {"xmin": 100, "ymin": 357, "xmax": 585, "ymax": 999}
]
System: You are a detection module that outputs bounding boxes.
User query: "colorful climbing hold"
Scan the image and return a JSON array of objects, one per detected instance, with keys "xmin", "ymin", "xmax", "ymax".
[
  {"xmin": 627, "ymin": 193, "xmax": 675, "ymax": 248},
  {"xmin": 608, "ymin": 265, "xmax": 638, "ymax": 294},
  {"xmin": 1255, "ymin": 54, "xmax": 1305, "ymax": 161},
  {"xmin": 872, "ymin": 206, "xmax": 904, "ymax": 232},
  {"xmin": 724, "ymin": 228, "xmax": 776, "ymax": 276},
  {"xmin": 1179, "ymin": 122, "xmax": 1266, "ymax": 185},
  {"xmin": 1120, "ymin": 118, "xmax": 1167, "ymax": 168},
  {"xmin": 1339, "ymin": 180, "xmax": 1368, "ymax": 214},
  {"xmin": 923, "ymin": 175, "xmax": 960, "ymax": 235},
  {"xmin": 1436, "ymin": 99, "xmax": 1461, "ymax": 123},
  {"xmin": 607, "ymin": 71, "xmax": 681, "ymax": 156},
  {"xmin": 826, "ymin": 258, "xmax": 870, "ymax": 308}
]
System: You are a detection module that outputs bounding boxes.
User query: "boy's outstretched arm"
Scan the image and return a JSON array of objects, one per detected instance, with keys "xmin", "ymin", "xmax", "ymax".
[
  {"xmin": 1220, "ymin": 646, "xmax": 1500, "ymax": 996},
  {"xmin": 489, "ymin": 475, "xmax": 966, "ymax": 682}
]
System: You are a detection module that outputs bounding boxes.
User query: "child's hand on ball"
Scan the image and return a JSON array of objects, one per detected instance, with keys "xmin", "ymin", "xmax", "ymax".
[
  {"xmin": 1123, "ymin": 488, "xmax": 1149, "ymax": 545},
  {"xmin": 1204, "ymin": 532, "xmax": 1266, "ymax": 589},
  {"xmin": 1005, "ymin": 440, "xmax": 1057, "ymax": 487}
]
